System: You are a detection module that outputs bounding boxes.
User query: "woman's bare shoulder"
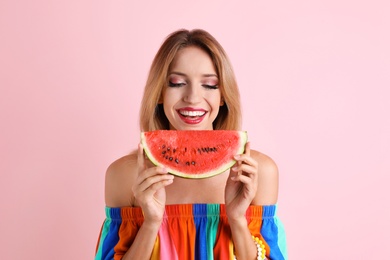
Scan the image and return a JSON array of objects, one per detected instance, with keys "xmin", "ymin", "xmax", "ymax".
[
  {"xmin": 104, "ymin": 153, "xmax": 138, "ymax": 208},
  {"xmin": 250, "ymin": 149, "xmax": 279, "ymax": 205}
]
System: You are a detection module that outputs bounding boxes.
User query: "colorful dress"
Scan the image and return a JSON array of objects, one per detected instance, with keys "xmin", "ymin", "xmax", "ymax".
[{"xmin": 95, "ymin": 204, "xmax": 287, "ymax": 260}]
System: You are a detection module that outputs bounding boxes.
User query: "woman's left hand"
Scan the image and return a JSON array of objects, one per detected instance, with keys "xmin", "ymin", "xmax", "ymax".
[{"xmin": 225, "ymin": 142, "xmax": 258, "ymax": 221}]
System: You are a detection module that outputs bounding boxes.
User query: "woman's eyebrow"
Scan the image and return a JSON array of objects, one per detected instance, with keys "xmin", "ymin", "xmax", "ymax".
[
  {"xmin": 169, "ymin": 71, "xmax": 186, "ymax": 76},
  {"xmin": 169, "ymin": 72, "xmax": 218, "ymax": 78},
  {"xmin": 202, "ymin": 74, "xmax": 218, "ymax": 78}
]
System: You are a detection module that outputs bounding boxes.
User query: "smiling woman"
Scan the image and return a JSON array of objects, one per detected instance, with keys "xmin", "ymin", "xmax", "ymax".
[
  {"xmin": 163, "ymin": 46, "xmax": 222, "ymax": 130},
  {"xmin": 140, "ymin": 29, "xmax": 241, "ymax": 132},
  {"xmin": 94, "ymin": 29, "xmax": 287, "ymax": 260}
]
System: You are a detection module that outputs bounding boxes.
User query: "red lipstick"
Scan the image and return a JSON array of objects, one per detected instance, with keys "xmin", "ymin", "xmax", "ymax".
[{"xmin": 177, "ymin": 107, "xmax": 207, "ymax": 124}]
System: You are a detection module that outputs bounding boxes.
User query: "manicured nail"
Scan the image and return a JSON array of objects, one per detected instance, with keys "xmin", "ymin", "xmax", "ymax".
[{"xmin": 234, "ymin": 155, "xmax": 240, "ymax": 160}]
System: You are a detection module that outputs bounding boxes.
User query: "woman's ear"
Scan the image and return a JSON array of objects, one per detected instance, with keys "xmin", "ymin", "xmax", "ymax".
[{"xmin": 220, "ymin": 96, "xmax": 224, "ymax": 106}]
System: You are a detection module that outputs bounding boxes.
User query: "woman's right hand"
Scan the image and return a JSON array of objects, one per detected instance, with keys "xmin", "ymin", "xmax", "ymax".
[{"xmin": 132, "ymin": 144, "xmax": 174, "ymax": 225}]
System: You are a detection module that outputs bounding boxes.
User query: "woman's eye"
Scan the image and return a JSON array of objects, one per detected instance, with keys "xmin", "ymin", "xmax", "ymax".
[
  {"xmin": 203, "ymin": 84, "xmax": 218, "ymax": 90},
  {"xmin": 168, "ymin": 81, "xmax": 185, "ymax": 87}
]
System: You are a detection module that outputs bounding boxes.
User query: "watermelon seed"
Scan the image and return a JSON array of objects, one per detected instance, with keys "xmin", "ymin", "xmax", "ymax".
[
  {"xmin": 173, "ymin": 148, "xmax": 176, "ymax": 153},
  {"xmin": 175, "ymin": 159, "xmax": 179, "ymax": 164},
  {"xmin": 162, "ymin": 145, "xmax": 166, "ymax": 149},
  {"xmin": 184, "ymin": 148, "xmax": 187, "ymax": 152},
  {"xmin": 169, "ymin": 157, "xmax": 173, "ymax": 161},
  {"xmin": 186, "ymin": 162, "xmax": 190, "ymax": 166},
  {"xmin": 191, "ymin": 161, "xmax": 196, "ymax": 165},
  {"xmin": 162, "ymin": 151, "xmax": 166, "ymax": 154},
  {"xmin": 165, "ymin": 156, "xmax": 168, "ymax": 159},
  {"xmin": 167, "ymin": 147, "xmax": 170, "ymax": 151}
]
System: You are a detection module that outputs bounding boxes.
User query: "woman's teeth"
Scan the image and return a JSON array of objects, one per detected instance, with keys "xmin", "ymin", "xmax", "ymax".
[{"xmin": 179, "ymin": 110, "xmax": 206, "ymax": 117}]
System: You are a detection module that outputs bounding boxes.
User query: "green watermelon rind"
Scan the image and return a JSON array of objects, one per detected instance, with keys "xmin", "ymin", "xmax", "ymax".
[{"xmin": 140, "ymin": 130, "xmax": 248, "ymax": 179}]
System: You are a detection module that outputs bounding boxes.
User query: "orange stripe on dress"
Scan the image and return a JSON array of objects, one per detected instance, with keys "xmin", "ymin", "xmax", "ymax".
[
  {"xmin": 213, "ymin": 205, "xmax": 233, "ymax": 259},
  {"xmin": 247, "ymin": 205, "xmax": 271, "ymax": 257},
  {"xmin": 113, "ymin": 207, "xmax": 144, "ymax": 260},
  {"xmin": 166, "ymin": 204, "xmax": 196, "ymax": 260}
]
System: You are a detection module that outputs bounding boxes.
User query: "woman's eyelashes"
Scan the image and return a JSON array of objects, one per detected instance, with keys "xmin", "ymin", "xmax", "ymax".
[
  {"xmin": 168, "ymin": 81, "xmax": 218, "ymax": 89},
  {"xmin": 202, "ymin": 84, "xmax": 218, "ymax": 89},
  {"xmin": 168, "ymin": 81, "xmax": 185, "ymax": 87}
]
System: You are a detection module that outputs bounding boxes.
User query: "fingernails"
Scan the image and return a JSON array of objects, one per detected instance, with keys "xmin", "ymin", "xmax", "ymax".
[
  {"xmin": 232, "ymin": 167, "xmax": 238, "ymax": 171},
  {"xmin": 166, "ymin": 175, "xmax": 174, "ymax": 183},
  {"xmin": 234, "ymin": 155, "xmax": 240, "ymax": 160}
]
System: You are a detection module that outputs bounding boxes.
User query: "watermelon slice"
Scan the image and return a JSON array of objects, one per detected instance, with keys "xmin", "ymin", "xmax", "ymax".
[{"xmin": 141, "ymin": 130, "xmax": 247, "ymax": 179}]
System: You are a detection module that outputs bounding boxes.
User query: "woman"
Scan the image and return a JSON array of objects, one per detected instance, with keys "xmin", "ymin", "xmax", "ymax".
[{"xmin": 95, "ymin": 29, "xmax": 287, "ymax": 260}]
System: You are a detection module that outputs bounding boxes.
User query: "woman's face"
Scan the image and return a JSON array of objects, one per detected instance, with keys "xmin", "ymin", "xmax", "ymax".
[{"xmin": 162, "ymin": 46, "xmax": 222, "ymax": 130}]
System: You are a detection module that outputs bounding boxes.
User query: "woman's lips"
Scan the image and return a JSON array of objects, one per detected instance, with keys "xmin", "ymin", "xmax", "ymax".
[{"xmin": 177, "ymin": 108, "xmax": 207, "ymax": 124}]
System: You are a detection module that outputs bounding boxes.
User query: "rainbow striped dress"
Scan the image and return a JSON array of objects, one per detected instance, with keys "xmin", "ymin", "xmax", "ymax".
[{"xmin": 95, "ymin": 204, "xmax": 287, "ymax": 260}]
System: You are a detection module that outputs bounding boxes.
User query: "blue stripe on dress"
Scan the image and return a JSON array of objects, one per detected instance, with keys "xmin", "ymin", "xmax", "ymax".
[
  {"xmin": 101, "ymin": 207, "xmax": 121, "ymax": 260},
  {"xmin": 193, "ymin": 204, "xmax": 208, "ymax": 260},
  {"xmin": 261, "ymin": 205, "xmax": 287, "ymax": 260}
]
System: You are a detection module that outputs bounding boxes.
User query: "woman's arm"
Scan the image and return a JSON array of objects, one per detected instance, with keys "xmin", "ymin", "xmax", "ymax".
[
  {"xmin": 101, "ymin": 145, "xmax": 174, "ymax": 260},
  {"xmin": 225, "ymin": 143, "xmax": 279, "ymax": 260},
  {"xmin": 229, "ymin": 217, "xmax": 259, "ymax": 260}
]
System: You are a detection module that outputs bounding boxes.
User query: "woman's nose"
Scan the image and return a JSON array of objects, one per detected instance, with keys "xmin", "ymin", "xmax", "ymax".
[{"xmin": 183, "ymin": 85, "xmax": 202, "ymax": 103}]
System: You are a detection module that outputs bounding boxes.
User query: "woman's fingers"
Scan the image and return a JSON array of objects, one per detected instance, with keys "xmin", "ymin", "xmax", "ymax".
[
  {"xmin": 233, "ymin": 155, "xmax": 258, "ymax": 174},
  {"xmin": 230, "ymin": 173, "xmax": 255, "ymax": 185},
  {"xmin": 231, "ymin": 141, "xmax": 258, "ymax": 181},
  {"xmin": 134, "ymin": 146, "xmax": 174, "ymax": 200},
  {"xmin": 231, "ymin": 163, "xmax": 257, "ymax": 176},
  {"xmin": 137, "ymin": 168, "xmax": 172, "ymax": 192},
  {"xmin": 133, "ymin": 169, "xmax": 174, "ymax": 200},
  {"xmin": 139, "ymin": 175, "xmax": 174, "ymax": 198}
]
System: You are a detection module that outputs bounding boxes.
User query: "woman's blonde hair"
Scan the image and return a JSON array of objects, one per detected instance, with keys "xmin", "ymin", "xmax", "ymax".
[{"xmin": 139, "ymin": 29, "xmax": 241, "ymax": 131}]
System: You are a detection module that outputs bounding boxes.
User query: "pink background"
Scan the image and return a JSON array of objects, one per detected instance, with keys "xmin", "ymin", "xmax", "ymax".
[{"xmin": 1, "ymin": 1, "xmax": 389, "ymax": 259}]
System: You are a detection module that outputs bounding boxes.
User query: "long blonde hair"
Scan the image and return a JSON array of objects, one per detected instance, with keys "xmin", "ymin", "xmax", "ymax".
[{"xmin": 139, "ymin": 29, "xmax": 241, "ymax": 131}]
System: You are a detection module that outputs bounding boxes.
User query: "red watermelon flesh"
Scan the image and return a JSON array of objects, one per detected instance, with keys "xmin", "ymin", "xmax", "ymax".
[{"xmin": 141, "ymin": 130, "xmax": 247, "ymax": 179}]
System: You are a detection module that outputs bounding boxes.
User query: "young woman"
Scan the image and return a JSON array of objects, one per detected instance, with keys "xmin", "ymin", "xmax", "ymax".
[{"xmin": 95, "ymin": 29, "xmax": 287, "ymax": 260}]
